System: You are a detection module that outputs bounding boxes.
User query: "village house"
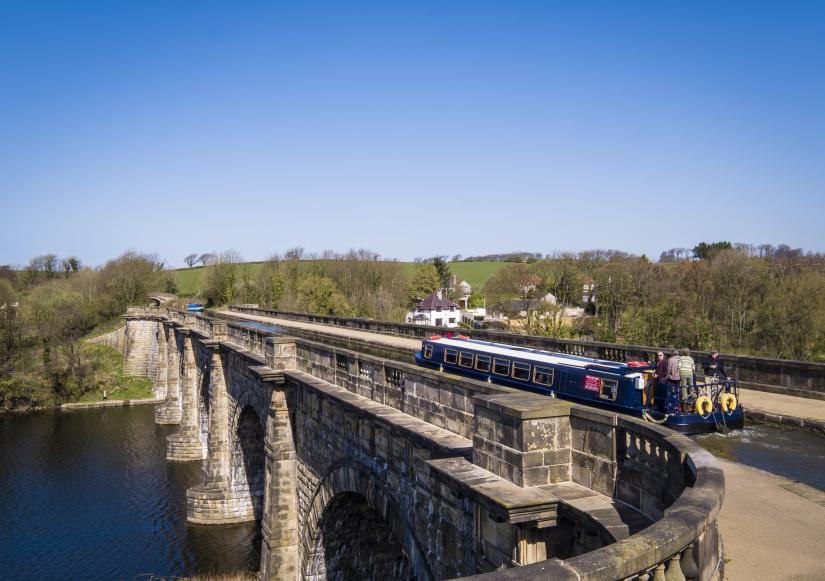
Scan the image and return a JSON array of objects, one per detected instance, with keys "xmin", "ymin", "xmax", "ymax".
[{"xmin": 405, "ymin": 290, "xmax": 461, "ymax": 328}]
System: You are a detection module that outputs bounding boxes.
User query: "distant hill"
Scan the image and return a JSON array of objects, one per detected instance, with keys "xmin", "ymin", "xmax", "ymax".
[{"xmin": 174, "ymin": 261, "xmax": 508, "ymax": 298}]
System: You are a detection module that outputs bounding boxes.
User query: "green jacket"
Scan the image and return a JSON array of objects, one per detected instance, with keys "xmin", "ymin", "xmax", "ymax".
[{"xmin": 678, "ymin": 355, "xmax": 695, "ymax": 377}]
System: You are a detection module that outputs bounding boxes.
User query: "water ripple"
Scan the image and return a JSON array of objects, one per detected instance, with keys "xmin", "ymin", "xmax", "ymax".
[{"xmin": 0, "ymin": 406, "xmax": 259, "ymax": 579}]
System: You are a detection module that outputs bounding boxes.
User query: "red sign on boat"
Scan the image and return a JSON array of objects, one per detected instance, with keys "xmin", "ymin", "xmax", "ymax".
[{"xmin": 584, "ymin": 375, "xmax": 601, "ymax": 392}]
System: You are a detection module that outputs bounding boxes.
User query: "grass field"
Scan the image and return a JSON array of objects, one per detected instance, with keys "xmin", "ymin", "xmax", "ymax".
[{"xmin": 174, "ymin": 260, "xmax": 509, "ymax": 298}]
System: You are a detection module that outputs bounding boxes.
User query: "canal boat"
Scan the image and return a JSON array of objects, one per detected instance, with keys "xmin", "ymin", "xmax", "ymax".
[
  {"xmin": 414, "ymin": 334, "xmax": 744, "ymax": 434},
  {"xmin": 186, "ymin": 303, "xmax": 204, "ymax": 312}
]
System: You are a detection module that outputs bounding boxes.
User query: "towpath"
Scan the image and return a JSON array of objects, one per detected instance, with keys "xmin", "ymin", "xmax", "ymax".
[{"xmin": 718, "ymin": 459, "xmax": 825, "ymax": 580}]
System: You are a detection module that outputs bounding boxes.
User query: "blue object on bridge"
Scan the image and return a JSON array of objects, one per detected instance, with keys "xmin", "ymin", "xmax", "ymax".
[
  {"xmin": 415, "ymin": 335, "xmax": 744, "ymax": 434},
  {"xmin": 186, "ymin": 303, "xmax": 204, "ymax": 312}
]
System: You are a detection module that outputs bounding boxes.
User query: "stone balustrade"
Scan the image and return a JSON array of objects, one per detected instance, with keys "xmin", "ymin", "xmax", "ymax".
[{"xmin": 229, "ymin": 305, "xmax": 825, "ymax": 400}]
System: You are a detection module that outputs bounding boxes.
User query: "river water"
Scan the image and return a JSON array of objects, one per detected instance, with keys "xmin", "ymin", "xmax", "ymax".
[{"xmin": 0, "ymin": 405, "xmax": 259, "ymax": 580}]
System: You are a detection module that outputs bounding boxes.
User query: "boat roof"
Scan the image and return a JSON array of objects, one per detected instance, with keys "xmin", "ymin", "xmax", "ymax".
[{"xmin": 428, "ymin": 337, "xmax": 631, "ymax": 371}]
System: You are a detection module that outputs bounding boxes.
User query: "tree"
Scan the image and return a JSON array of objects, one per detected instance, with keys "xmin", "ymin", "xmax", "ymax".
[
  {"xmin": 60, "ymin": 256, "xmax": 81, "ymax": 277},
  {"xmin": 184, "ymin": 254, "xmax": 199, "ymax": 268},
  {"xmin": 484, "ymin": 263, "xmax": 543, "ymax": 306},
  {"xmin": 433, "ymin": 256, "xmax": 451, "ymax": 289},
  {"xmin": 0, "ymin": 279, "xmax": 21, "ymax": 370},
  {"xmin": 198, "ymin": 253, "xmax": 215, "ymax": 266},
  {"xmin": 296, "ymin": 275, "xmax": 354, "ymax": 316},
  {"xmin": 98, "ymin": 251, "xmax": 167, "ymax": 317},
  {"xmin": 408, "ymin": 264, "xmax": 441, "ymax": 303},
  {"xmin": 202, "ymin": 250, "xmax": 242, "ymax": 306},
  {"xmin": 693, "ymin": 241, "xmax": 733, "ymax": 260},
  {"xmin": 257, "ymin": 260, "xmax": 285, "ymax": 309}
]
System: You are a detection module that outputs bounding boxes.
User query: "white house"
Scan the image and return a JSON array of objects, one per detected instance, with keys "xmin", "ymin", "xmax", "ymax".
[
  {"xmin": 406, "ymin": 291, "xmax": 461, "ymax": 328},
  {"xmin": 460, "ymin": 307, "xmax": 487, "ymax": 327}
]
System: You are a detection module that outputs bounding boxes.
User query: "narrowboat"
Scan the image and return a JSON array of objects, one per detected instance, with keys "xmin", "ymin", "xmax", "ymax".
[{"xmin": 414, "ymin": 335, "xmax": 744, "ymax": 434}]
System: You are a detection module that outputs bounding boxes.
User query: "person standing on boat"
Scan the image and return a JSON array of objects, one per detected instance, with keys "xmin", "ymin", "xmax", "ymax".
[
  {"xmin": 678, "ymin": 348, "xmax": 696, "ymax": 404},
  {"xmin": 703, "ymin": 349, "xmax": 727, "ymax": 383},
  {"xmin": 666, "ymin": 350, "xmax": 681, "ymax": 409},
  {"xmin": 651, "ymin": 351, "xmax": 668, "ymax": 406}
]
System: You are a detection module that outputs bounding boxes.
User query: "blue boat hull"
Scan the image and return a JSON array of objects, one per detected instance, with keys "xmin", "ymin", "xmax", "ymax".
[{"xmin": 415, "ymin": 353, "xmax": 743, "ymax": 435}]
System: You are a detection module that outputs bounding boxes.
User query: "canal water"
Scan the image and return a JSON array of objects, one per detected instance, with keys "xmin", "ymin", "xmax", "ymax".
[
  {"xmin": 693, "ymin": 422, "xmax": 825, "ymax": 492},
  {"xmin": 0, "ymin": 405, "xmax": 259, "ymax": 580}
]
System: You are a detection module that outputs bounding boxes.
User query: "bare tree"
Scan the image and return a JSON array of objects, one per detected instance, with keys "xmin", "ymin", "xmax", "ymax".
[
  {"xmin": 198, "ymin": 253, "xmax": 215, "ymax": 266},
  {"xmin": 184, "ymin": 254, "xmax": 198, "ymax": 268}
]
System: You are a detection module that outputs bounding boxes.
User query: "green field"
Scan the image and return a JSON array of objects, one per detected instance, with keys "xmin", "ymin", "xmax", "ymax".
[{"xmin": 174, "ymin": 260, "xmax": 509, "ymax": 298}]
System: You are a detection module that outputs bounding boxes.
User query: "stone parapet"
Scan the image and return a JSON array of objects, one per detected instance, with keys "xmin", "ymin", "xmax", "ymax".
[{"xmin": 229, "ymin": 304, "xmax": 825, "ymax": 400}]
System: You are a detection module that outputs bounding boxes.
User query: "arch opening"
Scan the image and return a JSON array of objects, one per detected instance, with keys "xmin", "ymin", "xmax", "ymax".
[
  {"xmin": 232, "ymin": 405, "xmax": 266, "ymax": 520},
  {"xmin": 197, "ymin": 356, "xmax": 211, "ymax": 445},
  {"xmin": 308, "ymin": 491, "xmax": 410, "ymax": 581}
]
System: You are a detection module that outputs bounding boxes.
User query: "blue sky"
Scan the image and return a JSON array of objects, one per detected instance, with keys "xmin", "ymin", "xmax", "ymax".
[{"xmin": 1, "ymin": 1, "xmax": 823, "ymax": 267}]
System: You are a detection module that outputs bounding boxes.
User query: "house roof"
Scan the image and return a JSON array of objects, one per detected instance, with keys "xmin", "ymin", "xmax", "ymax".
[{"xmin": 418, "ymin": 291, "xmax": 459, "ymax": 310}]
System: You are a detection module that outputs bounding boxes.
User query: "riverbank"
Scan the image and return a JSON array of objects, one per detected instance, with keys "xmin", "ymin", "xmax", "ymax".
[
  {"xmin": 60, "ymin": 397, "xmax": 163, "ymax": 410},
  {"xmin": 718, "ymin": 458, "xmax": 825, "ymax": 581},
  {"xmin": 1, "ymin": 342, "xmax": 154, "ymax": 413}
]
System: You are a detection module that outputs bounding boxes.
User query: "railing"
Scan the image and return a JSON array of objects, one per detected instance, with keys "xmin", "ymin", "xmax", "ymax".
[{"xmin": 229, "ymin": 305, "xmax": 825, "ymax": 399}]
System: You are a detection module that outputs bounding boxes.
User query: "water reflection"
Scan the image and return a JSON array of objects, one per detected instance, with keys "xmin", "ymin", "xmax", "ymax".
[
  {"xmin": 0, "ymin": 406, "xmax": 259, "ymax": 579},
  {"xmin": 693, "ymin": 422, "xmax": 825, "ymax": 492}
]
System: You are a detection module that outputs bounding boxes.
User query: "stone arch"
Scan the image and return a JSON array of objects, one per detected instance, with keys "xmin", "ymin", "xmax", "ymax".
[
  {"xmin": 229, "ymin": 401, "xmax": 267, "ymax": 520},
  {"xmin": 302, "ymin": 462, "xmax": 432, "ymax": 581}
]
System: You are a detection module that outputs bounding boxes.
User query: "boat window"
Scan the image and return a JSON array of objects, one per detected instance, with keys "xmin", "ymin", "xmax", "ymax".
[
  {"xmin": 443, "ymin": 349, "xmax": 458, "ymax": 364},
  {"xmin": 512, "ymin": 362, "xmax": 531, "ymax": 381},
  {"xmin": 423, "ymin": 345, "xmax": 433, "ymax": 359},
  {"xmin": 475, "ymin": 355, "xmax": 491, "ymax": 372},
  {"xmin": 599, "ymin": 379, "xmax": 618, "ymax": 401},
  {"xmin": 493, "ymin": 358, "xmax": 511, "ymax": 376},
  {"xmin": 534, "ymin": 366, "xmax": 555, "ymax": 386},
  {"xmin": 459, "ymin": 351, "xmax": 474, "ymax": 368}
]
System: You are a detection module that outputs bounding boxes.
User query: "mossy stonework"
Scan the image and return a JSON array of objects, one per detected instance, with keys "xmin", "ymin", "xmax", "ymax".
[{"xmin": 124, "ymin": 306, "xmax": 726, "ymax": 581}]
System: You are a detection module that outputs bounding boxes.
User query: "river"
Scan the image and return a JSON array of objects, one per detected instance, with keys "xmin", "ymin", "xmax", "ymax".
[{"xmin": 0, "ymin": 406, "xmax": 259, "ymax": 580}]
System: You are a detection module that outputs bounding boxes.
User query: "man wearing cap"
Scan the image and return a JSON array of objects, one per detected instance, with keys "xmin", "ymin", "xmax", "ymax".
[{"xmin": 703, "ymin": 349, "xmax": 728, "ymax": 385}]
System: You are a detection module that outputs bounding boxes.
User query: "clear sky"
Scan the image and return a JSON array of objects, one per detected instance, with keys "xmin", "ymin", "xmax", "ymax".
[{"xmin": 1, "ymin": 1, "xmax": 823, "ymax": 267}]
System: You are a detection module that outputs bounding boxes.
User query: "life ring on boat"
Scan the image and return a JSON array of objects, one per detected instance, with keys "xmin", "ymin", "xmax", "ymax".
[
  {"xmin": 695, "ymin": 395, "xmax": 713, "ymax": 416},
  {"xmin": 720, "ymin": 393, "xmax": 738, "ymax": 413}
]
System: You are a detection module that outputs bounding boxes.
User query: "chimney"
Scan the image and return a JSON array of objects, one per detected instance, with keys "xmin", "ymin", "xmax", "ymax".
[{"xmin": 436, "ymin": 289, "xmax": 443, "ymax": 300}]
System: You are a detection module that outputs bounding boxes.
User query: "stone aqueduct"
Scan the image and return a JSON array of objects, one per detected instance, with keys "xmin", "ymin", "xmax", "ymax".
[{"xmin": 117, "ymin": 306, "xmax": 725, "ymax": 581}]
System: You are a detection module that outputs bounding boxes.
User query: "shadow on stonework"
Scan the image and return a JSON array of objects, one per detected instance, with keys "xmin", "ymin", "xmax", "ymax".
[
  {"xmin": 235, "ymin": 406, "xmax": 266, "ymax": 521},
  {"xmin": 311, "ymin": 492, "xmax": 411, "ymax": 581}
]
